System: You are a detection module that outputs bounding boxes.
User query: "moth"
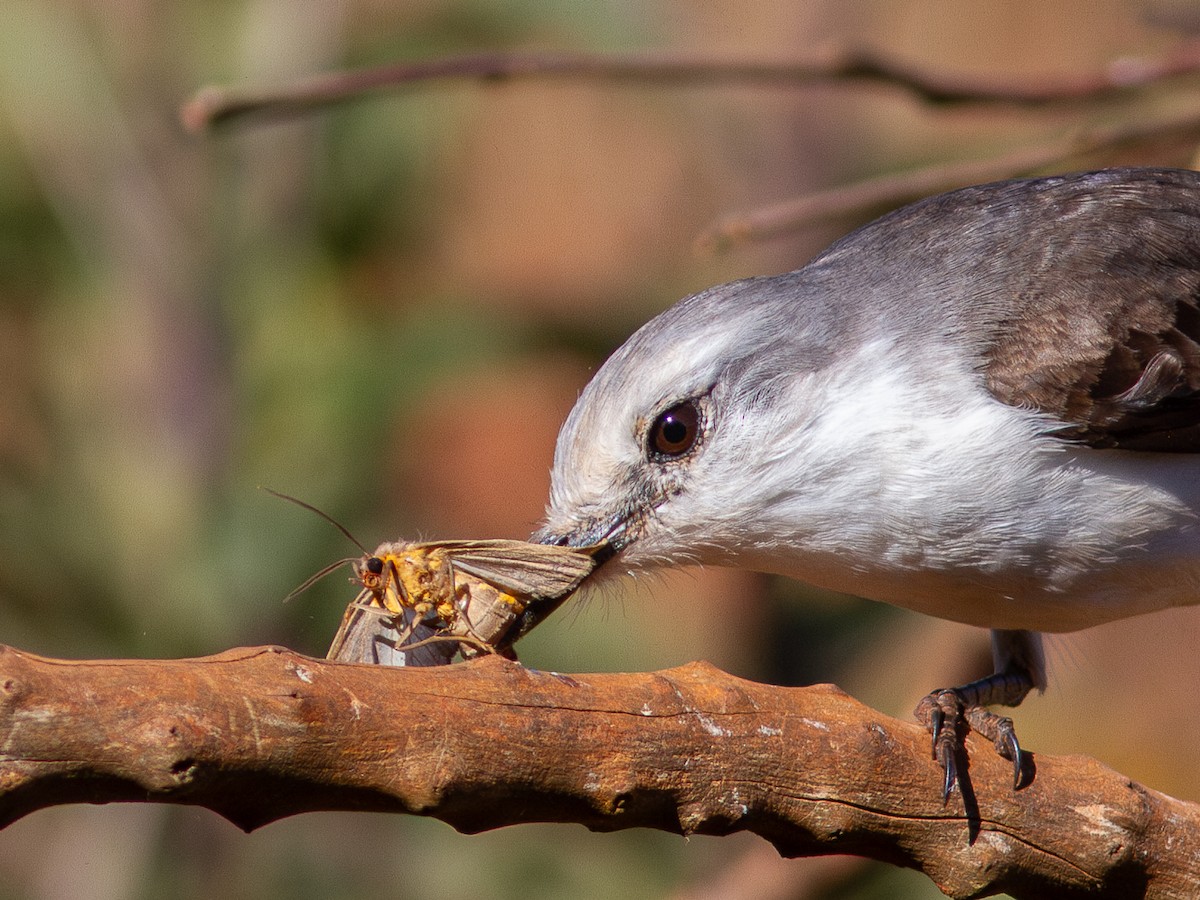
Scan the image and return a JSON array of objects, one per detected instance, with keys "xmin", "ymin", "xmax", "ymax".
[
  {"xmin": 268, "ymin": 488, "xmax": 597, "ymax": 666},
  {"xmin": 325, "ymin": 539, "xmax": 598, "ymax": 665}
]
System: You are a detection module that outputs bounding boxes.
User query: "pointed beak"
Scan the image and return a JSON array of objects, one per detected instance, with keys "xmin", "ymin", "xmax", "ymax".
[
  {"xmin": 499, "ymin": 514, "xmax": 628, "ymax": 645},
  {"xmin": 532, "ymin": 510, "xmax": 631, "ymax": 568}
]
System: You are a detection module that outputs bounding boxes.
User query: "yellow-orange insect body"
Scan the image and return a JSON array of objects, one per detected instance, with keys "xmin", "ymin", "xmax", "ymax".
[{"xmin": 328, "ymin": 539, "xmax": 596, "ymax": 664}]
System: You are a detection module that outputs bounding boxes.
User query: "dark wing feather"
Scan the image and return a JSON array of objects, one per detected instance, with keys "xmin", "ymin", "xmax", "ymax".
[{"xmin": 976, "ymin": 168, "xmax": 1200, "ymax": 451}]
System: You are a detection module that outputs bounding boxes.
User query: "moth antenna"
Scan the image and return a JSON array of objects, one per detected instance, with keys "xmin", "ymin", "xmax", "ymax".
[
  {"xmin": 262, "ymin": 486, "xmax": 370, "ymax": 554},
  {"xmin": 283, "ymin": 556, "xmax": 359, "ymax": 603}
]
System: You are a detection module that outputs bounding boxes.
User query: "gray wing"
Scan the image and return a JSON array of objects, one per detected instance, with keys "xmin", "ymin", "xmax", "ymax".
[{"xmin": 965, "ymin": 168, "xmax": 1200, "ymax": 451}]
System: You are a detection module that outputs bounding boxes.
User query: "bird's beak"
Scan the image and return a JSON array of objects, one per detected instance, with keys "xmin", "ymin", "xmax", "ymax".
[
  {"xmin": 531, "ymin": 510, "xmax": 632, "ymax": 568},
  {"xmin": 506, "ymin": 506, "xmax": 644, "ymax": 643}
]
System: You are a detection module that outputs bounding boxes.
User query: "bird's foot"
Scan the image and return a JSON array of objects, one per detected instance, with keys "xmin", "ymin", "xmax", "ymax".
[{"xmin": 913, "ymin": 668, "xmax": 1033, "ymax": 801}]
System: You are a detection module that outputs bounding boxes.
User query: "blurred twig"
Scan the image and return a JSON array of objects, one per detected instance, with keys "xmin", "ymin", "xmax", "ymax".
[
  {"xmin": 0, "ymin": 645, "xmax": 1197, "ymax": 899},
  {"xmin": 696, "ymin": 107, "xmax": 1200, "ymax": 250},
  {"xmin": 181, "ymin": 42, "xmax": 1200, "ymax": 131},
  {"xmin": 183, "ymin": 43, "xmax": 1200, "ymax": 254}
]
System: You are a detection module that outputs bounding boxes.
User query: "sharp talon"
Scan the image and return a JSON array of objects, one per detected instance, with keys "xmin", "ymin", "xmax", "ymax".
[
  {"xmin": 1006, "ymin": 732, "xmax": 1023, "ymax": 789},
  {"xmin": 986, "ymin": 717, "xmax": 1024, "ymax": 789},
  {"xmin": 942, "ymin": 753, "xmax": 957, "ymax": 802}
]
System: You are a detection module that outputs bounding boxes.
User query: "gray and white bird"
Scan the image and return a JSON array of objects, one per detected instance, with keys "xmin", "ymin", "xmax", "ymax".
[{"xmin": 531, "ymin": 166, "xmax": 1200, "ymax": 796}]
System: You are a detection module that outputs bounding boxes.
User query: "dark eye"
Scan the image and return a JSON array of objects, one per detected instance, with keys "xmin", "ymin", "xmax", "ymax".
[
  {"xmin": 366, "ymin": 557, "xmax": 384, "ymax": 575},
  {"xmin": 649, "ymin": 400, "xmax": 701, "ymax": 458}
]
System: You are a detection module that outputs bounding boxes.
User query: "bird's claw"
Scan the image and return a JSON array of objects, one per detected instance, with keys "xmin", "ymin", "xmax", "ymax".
[
  {"xmin": 916, "ymin": 684, "xmax": 1029, "ymax": 799},
  {"xmin": 919, "ymin": 689, "xmax": 965, "ymax": 801},
  {"xmin": 964, "ymin": 704, "xmax": 1024, "ymax": 789},
  {"xmin": 992, "ymin": 715, "xmax": 1022, "ymax": 789},
  {"xmin": 1005, "ymin": 731, "xmax": 1023, "ymax": 789}
]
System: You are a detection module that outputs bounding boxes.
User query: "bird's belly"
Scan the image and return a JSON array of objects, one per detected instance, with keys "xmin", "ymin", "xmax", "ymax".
[
  {"xmin": 759, "ymin": 442, "xmax": 1200, "ymax": 633},
  {"xmin": 765, "ymin": 549, "xmax": 1200, "ymax": 633}
]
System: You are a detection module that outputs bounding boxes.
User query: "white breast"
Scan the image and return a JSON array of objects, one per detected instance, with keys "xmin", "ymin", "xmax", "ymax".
[{"xmin": 647, "ymin": 336, "xmax": 1200, "ymax": 632}]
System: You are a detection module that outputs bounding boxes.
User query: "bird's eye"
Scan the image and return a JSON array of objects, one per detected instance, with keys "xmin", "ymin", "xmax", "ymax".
[{"xmin": 648, "ymin": 400, "xmax": 701, "ymax": 459}]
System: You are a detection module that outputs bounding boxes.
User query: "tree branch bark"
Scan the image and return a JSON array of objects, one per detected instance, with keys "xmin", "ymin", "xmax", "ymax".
[{"xmin": 0, "ymin": 644, "xmax": 1196, "ymax": 898}]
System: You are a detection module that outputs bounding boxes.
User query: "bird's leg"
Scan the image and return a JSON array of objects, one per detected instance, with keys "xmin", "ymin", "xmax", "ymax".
[{"xmin": 912, "ymin": 629, "xmax": 1045, "ymax": 800}]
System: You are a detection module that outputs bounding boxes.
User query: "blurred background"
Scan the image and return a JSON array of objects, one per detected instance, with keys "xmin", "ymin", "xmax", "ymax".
[{"xmin": 1, "ymin": 1, "xmax": 1199, "ymax": 898}]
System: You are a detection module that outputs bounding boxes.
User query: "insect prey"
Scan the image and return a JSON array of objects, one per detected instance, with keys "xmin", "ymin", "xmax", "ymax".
[
  {"xmin": 326, "ymin": 539, "xmax": 598, "ymax": 665},
  {"xmin": 263, "ymin": 489, "xmax": 597, "ymax": 667}
]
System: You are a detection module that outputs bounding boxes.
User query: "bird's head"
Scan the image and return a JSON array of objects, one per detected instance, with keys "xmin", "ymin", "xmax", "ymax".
[{"xmin": 532, "ymin": 271, "xmax": 856, "ymax": 584}]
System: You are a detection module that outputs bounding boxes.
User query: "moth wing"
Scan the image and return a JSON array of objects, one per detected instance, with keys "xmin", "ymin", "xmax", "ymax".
[
  {"xmin": 326, "ymin": 595, "xmax": 454, "ymax": 667},
  {"xmin": 440, "ymin": 540, "xmax": 597, "ymax": 599},
  {"xmin": 326, "ymin": 598, "xmax": 384, "ymax": 662}
]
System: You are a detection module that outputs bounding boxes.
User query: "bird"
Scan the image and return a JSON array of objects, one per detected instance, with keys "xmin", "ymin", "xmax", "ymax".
[{"xmin": 529, "ymin": 166, "xmax": 1200, "ymax": 797}]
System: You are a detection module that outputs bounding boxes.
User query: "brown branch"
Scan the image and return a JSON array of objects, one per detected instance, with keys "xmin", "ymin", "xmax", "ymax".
[
  {"xmin": 1, "ymin": 644, "xmax": 1197, "ymax": 898},
  {"xmin": 180, "ymin": 42, "xmax": 1200, "ymax": 131},
  {"xmin": 697, "ymin": 108, "xmax": 1200, "ymax": 250}
]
